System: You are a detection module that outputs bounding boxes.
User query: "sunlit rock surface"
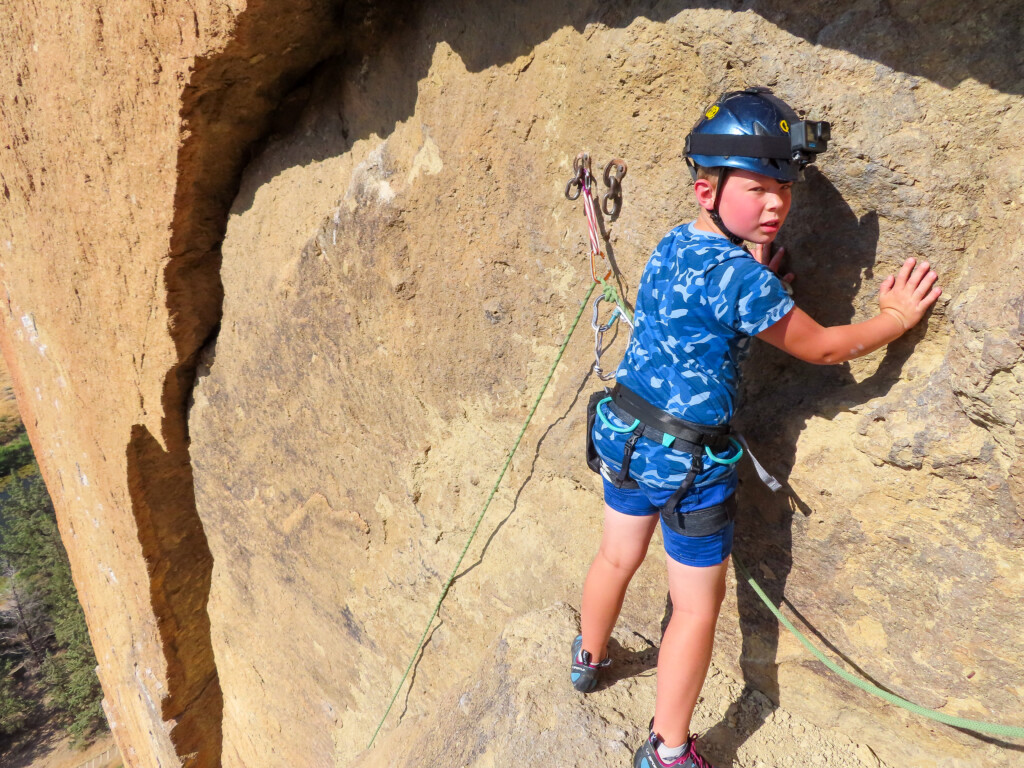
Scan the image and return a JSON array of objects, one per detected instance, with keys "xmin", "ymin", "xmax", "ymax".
[{"xmin": 1, "ymin": 1, "xmax": 1021, "ymax": 766}]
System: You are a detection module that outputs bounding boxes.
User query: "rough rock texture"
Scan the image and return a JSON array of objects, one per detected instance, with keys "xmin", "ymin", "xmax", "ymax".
[
  {"xmin": 1, "ymin": 1, "xmax": 1023, "ymax": 767},
  {"xmin": 0, "ymin": 1, "xmax": 401, "ymax": 765}
]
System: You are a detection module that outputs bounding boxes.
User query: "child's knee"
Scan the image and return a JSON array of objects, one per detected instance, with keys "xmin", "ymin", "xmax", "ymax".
[
  {"xmin": 597, "ymin": 539, "xmax": 646, "ymax": 575},
  {"xmin": 667, "ymin": 560, "xmax": 729, "ymax": 618}
]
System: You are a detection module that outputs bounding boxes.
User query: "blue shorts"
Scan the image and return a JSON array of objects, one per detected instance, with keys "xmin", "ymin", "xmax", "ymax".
[{"xmin": 602, "ymin": 474, "xmax": 734, "ymax": 567}]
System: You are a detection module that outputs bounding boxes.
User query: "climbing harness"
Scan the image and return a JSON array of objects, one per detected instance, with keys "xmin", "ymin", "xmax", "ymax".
[{"xmin": 585, "ymin": 382, "xmax": 782, "ymax": 537}]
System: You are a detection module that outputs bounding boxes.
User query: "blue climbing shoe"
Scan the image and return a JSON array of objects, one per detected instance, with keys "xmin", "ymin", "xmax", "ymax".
[
  {"xmin": 633, "ymin": 730, "xmax": 716, "ymax": 768},
  {"xmin": 569, "ymin": 634, "xmax": 610, "ymax": 693}
]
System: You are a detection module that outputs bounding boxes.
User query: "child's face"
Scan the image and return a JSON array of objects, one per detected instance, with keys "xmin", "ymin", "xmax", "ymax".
[{"xmin": 701, "ymin": 169, "xmax": 793, "ymax": 244}]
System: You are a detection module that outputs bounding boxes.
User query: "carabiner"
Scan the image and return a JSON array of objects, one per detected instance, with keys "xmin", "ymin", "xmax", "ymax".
[{"xmin": 592, "ymin": 294, "xmax": 631, "ymax": 381}]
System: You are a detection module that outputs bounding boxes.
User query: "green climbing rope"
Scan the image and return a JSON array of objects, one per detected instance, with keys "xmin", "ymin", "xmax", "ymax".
[
  {"xmin": 733, "ymin": 556, "xmax": 1024, "ymax": 740},
  {"xmin": 367, "ymin": 280, "xmax": 598, "ymax": 749},
  {"xmin": 598, "ymin": 275, "xmax": 633, "ymax": 325}
]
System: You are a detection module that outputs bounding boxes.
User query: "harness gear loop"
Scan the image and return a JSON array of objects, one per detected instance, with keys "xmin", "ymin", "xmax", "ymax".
[
  {"xmin": 595, "ymin": 396, "xmax": 639, "ymax": 433},
  {"xmin": 704, "ymin": 436, "xmax": 744, "ymax": 465}
]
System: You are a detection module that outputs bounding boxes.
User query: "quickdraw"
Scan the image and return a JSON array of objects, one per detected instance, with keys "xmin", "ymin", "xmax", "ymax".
[
  {"xmin": 565, "ymin": 152, "xmax": 634, "ymax": 380},
  {"xmin": 564, "ymin": 153, "xmax": 611, "ymax": 283}
]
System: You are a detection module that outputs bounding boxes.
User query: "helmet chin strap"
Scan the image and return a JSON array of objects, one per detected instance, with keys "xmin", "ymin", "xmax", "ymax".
[{"xmin": 709, "ymin": 168, "xmax": 744, "ymax": 245}]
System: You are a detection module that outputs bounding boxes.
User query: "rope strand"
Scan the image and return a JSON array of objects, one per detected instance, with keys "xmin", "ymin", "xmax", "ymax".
[
  {"xmin": 734, "ymin": 556, "xmax": 1024, "ymax": 740},
  {"xmin": 367, "ymin": 281, "xmax": 598, "ymax": 749}
]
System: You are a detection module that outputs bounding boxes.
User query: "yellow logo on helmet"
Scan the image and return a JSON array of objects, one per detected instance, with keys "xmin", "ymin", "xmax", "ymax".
[
  {"xmin": 705, "ymin": 105, "xmax": 719, "ymax": 119},
  {"xmin": 780, "ymin": 119, "xmax": 790, "ymax": 133}
]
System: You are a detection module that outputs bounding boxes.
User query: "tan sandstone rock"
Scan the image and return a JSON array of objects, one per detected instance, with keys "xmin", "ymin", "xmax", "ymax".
[{"xmin": 2, "ymin": 1, "xmax": 1022, "ymax": 766}]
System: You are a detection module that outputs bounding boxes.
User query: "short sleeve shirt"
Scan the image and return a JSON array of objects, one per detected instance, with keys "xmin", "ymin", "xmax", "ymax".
[{"xmin": 592, "ymin": 222, "xmax": 794, "ymax": 492}]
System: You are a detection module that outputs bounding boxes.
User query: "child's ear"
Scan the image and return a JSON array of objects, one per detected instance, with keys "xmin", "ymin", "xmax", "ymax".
[{"xmin": 694, "ymin": 178, "xmax": 716, "ymax": 211}]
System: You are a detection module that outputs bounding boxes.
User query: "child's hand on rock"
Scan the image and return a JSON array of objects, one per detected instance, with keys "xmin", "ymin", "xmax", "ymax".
[{"xmin": 879, "ymin": 257, "xmax": 942, "ymax": 331}]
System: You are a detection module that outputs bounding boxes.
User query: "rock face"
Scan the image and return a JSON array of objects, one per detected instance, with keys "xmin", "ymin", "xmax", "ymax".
[{"xmin": 2, "ymin": 1, "xmax": 1023, "ymax": 766}]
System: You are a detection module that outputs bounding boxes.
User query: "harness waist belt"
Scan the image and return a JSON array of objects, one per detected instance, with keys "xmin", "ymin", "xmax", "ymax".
[
  {"xmin": 610, "ymin": 383, "xmax": 731, "ymax": 451},
  {"xmin": 585, "ymin": 384, "xmax": 782, "ymax": 533}
]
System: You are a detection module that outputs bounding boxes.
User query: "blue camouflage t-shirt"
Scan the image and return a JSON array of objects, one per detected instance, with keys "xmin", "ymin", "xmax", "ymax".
[{"xmin": 592, "ymin": 222, "xmax": 794, "ymax": 496}]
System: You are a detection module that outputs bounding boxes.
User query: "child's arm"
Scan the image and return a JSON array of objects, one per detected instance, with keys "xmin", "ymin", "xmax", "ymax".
[{"xmin": 756, "ymin": 257, "xmax": 941, "ymax": 365}]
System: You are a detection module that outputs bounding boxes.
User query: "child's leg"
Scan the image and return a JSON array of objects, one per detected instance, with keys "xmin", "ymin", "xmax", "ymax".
[
  {"xmin": 580, "ymin": 504, "xmax": 659, "ymax": 660},
  {"xmin": 651, "ymin": 555, "xmax": 730, "ymax": 747}
]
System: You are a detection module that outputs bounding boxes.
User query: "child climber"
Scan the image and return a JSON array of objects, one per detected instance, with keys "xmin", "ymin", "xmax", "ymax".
[{"xmin": 572, "ymin": 87, "xmax": 941, "ymax": 768}]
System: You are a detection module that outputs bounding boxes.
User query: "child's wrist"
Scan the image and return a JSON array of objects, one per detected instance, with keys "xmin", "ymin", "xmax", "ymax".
[{"xmin": 880, "ymin": 307, "xmax": 909, "ymax": 333}]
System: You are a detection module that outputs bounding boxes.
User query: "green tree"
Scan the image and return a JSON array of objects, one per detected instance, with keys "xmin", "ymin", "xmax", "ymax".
[
  {"xmin": 0, "ymin": 469, "xmax": 105, "ymax": 741},
  {"xmin": 0, "ymin": 658, "xmax": 33, "ymax": 736}
]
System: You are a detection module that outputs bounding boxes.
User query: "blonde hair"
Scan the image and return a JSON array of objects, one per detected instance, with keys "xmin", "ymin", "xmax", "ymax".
[{"xmin": 694, "ymin": 165, "xmax": 719, "ymax": 185}]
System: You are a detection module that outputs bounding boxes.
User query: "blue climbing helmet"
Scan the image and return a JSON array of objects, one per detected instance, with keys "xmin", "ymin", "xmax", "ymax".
[{"xmin": 684, "ymin": 86, "xmax": 830, "ymax": 182}]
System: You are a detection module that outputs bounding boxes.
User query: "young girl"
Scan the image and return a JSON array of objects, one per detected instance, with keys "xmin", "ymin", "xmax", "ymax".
[{"xmin": 572, "ymin": 88, "xmax": 941, "ymax": 768}]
